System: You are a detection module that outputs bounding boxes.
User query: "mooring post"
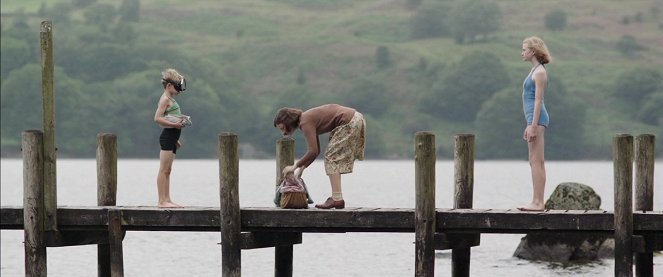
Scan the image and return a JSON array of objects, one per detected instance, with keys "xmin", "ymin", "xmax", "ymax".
[
  {"xmin": 634, "ymin": 134, "xmax": 654, "ymax": 277},
  {"xmin": 452, "ymin": 134, "xmax": 474, "ymax": 277},
  {"xmin": 275, "ymin": 137, "xmax": 295, "ymax": 277},
  {"xmin": 40, "ymin": 20, "xmax": 58, "ymax": 232},
  {"xmin": 613, "ymin": 134, "xmax": 634, "ymax": 277},
  {"xmin": 107, "ymin": 209, "xmax": 124, "ymax": 277},
  {"xmin": 23, "ymin": 130, "xmax": 47, "ymax": 276},
  {"xmin": 96, "ymin": 133, "xmax": 119, "ymax": 277},
  {"xmin": 415, "ymin": 132, "xmax": 436, "ymax": 277},
  {"xmin": 220, "ymin": 133, "xmax": 241, "ymax": 277}
]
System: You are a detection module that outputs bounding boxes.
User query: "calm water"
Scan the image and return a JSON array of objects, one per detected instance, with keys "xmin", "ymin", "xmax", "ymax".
[{"xmin": 1, "ymin": 159, "xmax": 662, "ymax": 276}]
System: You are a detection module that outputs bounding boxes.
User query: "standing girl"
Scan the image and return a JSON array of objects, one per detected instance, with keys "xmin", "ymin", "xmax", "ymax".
[
  {"xmin": 518, "ymin": 37, "xmax": 552, "ymax": 212},
  {"xmin": 154, "ymin": 68, "xmax": 187, "ymax": 208}
]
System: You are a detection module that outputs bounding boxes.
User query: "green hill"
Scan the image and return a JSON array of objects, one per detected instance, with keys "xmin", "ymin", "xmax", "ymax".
[{"xmin": 1, "ymin": 0, "xmax": 661, "ymax": 159}]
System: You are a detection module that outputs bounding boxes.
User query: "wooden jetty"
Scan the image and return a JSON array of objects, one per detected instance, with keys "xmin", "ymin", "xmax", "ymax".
[
  {"xmin": 1, "ymin": 132, "xmax": 661, "ymax": 277},
  {"xmin": 1, "ymin": 21, "xmax": 661, "ymax": 277}
]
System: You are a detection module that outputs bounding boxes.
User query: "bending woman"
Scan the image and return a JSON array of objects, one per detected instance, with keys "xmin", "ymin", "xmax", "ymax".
[{"xmin": 273, "ymin": 104, "xmax": 366, "ymax": 209}]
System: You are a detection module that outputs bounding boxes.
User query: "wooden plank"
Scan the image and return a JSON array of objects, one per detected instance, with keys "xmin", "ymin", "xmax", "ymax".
[
  {"xmin": 2, "ymin": 207, "xmax": 662, "ymax": 233},
  {"xmin": 240, "ymin": 232, "xmax": 302, "ymax": 249}
]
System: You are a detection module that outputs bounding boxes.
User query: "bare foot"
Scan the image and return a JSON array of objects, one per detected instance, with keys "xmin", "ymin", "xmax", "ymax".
[
  {"xmin": 158, "ymin": 201, "xmax": 184, "ymax": 208},
  {"xmin": 517, "ymin": 203, "xmax": 544, "ymax": 211}
]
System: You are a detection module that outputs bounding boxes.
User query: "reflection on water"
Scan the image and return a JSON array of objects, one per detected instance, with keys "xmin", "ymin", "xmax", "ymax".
[{"xmin": 1, "ymin": 159, "xmax": 662, "ymax": 276}]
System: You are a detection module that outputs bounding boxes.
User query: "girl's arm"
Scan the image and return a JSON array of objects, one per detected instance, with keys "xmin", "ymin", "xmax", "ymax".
[{"xmin": 154, "ymin": 97, "xmax": 182, "ymax": 128}]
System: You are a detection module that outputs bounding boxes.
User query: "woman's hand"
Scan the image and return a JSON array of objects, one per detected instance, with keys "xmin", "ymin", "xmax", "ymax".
[
  {"xmin": 282, "ymin": 165, "xmax": 296, "ymax": 176},
  {"xmin": 523, "ymin": 125, "xmax": 537, "ymax": 142}
]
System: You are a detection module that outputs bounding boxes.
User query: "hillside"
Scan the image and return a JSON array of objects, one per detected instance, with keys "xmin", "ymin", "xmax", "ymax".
[{"xmin": 1, "ymin": 0, "xmax": 662, "ymax": 159}]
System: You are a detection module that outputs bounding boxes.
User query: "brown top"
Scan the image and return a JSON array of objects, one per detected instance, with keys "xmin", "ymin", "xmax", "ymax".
[{"xmin": 295, "ymin": 104, "xmax": 356, "ymax": 168}]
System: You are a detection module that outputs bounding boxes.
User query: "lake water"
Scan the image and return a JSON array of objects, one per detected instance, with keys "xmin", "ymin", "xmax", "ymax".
[{"xmin": 1, "ymin": 159, "xmax": 662, "ymax": 276}]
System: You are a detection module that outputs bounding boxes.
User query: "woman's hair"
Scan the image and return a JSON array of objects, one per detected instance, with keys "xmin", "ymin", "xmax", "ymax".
[
  {"xmin": 523, "ymin": 36, "xmax": 552, "ymax": 64},
  {"xmin": 161, "ymin": 68, "xmax": 184, "ymax": 88},
  {"xmin": 273, "ymin": 107, "xmax": 303, "ymax": 129}
]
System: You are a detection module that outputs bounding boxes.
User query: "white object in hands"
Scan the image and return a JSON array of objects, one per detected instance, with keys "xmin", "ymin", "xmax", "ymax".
[{"xmin": 160, "ymin": 114, "xmax": 192, "ymax": 128}]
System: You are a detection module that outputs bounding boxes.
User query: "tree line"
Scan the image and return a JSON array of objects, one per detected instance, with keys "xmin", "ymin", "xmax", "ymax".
[{"xmin": 1, "ymin": 0, "xmax": 661, "ymax": 159}]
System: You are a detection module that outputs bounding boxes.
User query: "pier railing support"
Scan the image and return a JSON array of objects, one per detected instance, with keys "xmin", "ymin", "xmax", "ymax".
[
  {"xmin": 613, "ymin": 134, "xmax": 633, "ymax": 277},
  {"xmin": 96, "ymin": 133, "xmax": 122, "ymax": 277},
  {"xmin": 40, "ymin": 20, "xmax": 58, "ymax": 232},
  {"xmin": 23, "ymin": 130, "xmax": 47, "ymax": 277},
  {"xmin": 275, "ymin": 137, "xmax": 296, "ymax": 277},
  {"xmin": 415, "ymin": 132, "xmax": 435, "ymax": 277},
  {"xmin": 220, "ymin": 133, "xmax": 241, "ymax": 277},
  {"xmin": 451, "ymin": 134, "xmax": 476, "ymax": 277},
  {"xmin": 634, "ymin": 134, "xmax": 654, "ymax": 277}
]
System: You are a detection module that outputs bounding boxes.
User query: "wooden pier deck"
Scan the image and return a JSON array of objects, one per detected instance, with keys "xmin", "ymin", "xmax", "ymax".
[
  {"xmin": 6, "ymin": 130, "xmax": 660, "ymax": 276},
  {"xmin": 2, "ymin": 206, "xmax": 663, "ymax": 234}
]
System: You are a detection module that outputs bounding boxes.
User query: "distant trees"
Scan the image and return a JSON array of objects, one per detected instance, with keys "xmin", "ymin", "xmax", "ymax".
[
  {"xmin": 375, "ymin": 46, "xmax": 391, "ymax": 69},
  {"xmin": 615, "ymin": 35, "xmax": 646, "ymax": 56},
  {"xmin": 544, "ymin": 10, "xmax": 568, "ymax": 31},
  {"xmin": 420, "ymin": 52, "xmax": 510, "ymax": 122},
  {"xmin": 410, "ymin": 2, "xmax": 451, "ymax": 39},
  {"xmin": 119, "ymin": 0, "xmax": 140, "ymax": 22},
  {"xmin": 613, "ymin": 68, "xmax": 662, "ymax": 123},
  {"xmin": 449, "ymin": 1, "xmax": 501, "ymax": 44},
  {"xmin": 409, "ymin": 0, "xmax": 501, "ymax": 43}
]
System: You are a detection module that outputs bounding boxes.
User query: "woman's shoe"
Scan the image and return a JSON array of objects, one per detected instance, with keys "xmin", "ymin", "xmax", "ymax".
[{"xmin": 315, "ymin": 197, "xmax": 345, "ymax": 209}]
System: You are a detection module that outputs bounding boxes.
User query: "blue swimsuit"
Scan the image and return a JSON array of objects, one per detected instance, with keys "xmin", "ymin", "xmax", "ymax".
[{"xmin": 522, "ymin": 65, "xmax": 549, "ymax": 127}]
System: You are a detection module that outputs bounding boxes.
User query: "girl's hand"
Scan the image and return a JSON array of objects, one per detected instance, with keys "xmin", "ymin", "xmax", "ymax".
[
  {"xmin": 294, "ymin": 166, "xmax": 304, "ymax": 178},
  {"xmin": 523, "ymin": 125, "xmax": 536, "ymax": 142},
  {"xmin": 176, "ymin": 140, "xmax": 182, "ymax": 149}
]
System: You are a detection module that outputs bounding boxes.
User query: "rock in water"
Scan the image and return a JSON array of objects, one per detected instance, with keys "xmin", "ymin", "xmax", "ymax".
[{"xmin": 513, "ymin": 182, "xmax": 614, "ymax": 262}]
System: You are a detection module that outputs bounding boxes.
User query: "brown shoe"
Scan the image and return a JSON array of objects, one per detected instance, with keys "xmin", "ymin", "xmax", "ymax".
[{"xmin": 315, "ymin": 197, "xmax": 345, "ymax": 209}]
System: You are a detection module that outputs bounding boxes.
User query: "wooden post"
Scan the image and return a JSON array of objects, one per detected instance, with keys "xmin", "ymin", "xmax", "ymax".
[
  {"xmin": 220, "ymin": 133, "xmax": 241, "ymax": 277},
  {"xmin": 613, "ymin": 134, "xmax": 633, "ymax": 277},
  {"xmin": 275, "ymin": 137, "xmax": 295, "ymax": 277},
  {"xmin": 452, "ymin": 134, "xmax": 474, "ymax": 277},
  {"xmin": 634, "ymin": 134, "xmax": 654, "ymax": 277},
  {"xmin": 415, "ymin": 132, "xmax": 435, "ymax": 277},
  {"xmin": 107, "ymin": 209, "xmax": 124, "ymax": 277},
  {"xmin": 23, "ymin": 130, "xmax": 47, "ymax": 276},
  {"xmin": 40, "ymin": 20, "xmax": 58, "ymax": 231},
  {"xmin": 97, "ymin": 133, "xmax": 118, "ymax": 277}
]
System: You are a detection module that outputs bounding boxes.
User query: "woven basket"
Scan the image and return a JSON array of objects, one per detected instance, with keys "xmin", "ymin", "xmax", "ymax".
[{"xmin": 280, "ymin": 191, "xmax": 308, "ymax": 209}]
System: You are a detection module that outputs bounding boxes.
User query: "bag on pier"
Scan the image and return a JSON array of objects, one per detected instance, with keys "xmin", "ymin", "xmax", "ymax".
[{"xmin": 274, "ymin": 173, "xmax": 312, "ymax": 209}]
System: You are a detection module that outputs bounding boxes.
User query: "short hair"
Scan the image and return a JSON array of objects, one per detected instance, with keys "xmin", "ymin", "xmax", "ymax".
[
  {"xmin": 273, "ymin": 107, "xmax": 303, "ymax": 129},
  {"xmin": 523, "ymin": 36, "xmax": 552, "ymax": 64},
  {"xmin": 161, "ymin": 68, "xmax": 184, "ymax": 88}
]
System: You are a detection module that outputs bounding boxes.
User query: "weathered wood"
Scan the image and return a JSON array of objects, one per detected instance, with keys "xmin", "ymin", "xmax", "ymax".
[
  {"xmin": 415, "ymin": 132, "xmax": 435, "ymax": 277},
  {"xmin": 108, "ymin": 210, "xmax": 124, "ymax": 277},
  {"xmin": 451, "ymin": 134, "xmax": 475, "ymax": 277},
  {"xmin": 220, "ymin": 133, "xmax": 241, "ymax": 277},
  {"xmin": 3, "ymin": 207, "xmax": 662, "ymax": 233},
  {"xmin": 240, "ymin": 232, "xmax": 302, "ymax": 249},
  {"xmin": 434, "ymin": 233, "xmax": 480, "ymax": 250},
  {"xmin": 275, "ymin": 137, "xmax": 296, "ymax": 277},
  {"xmin": 97, "ymin": 133, "xmax": 118, "ymax": 277},
  {"xmin": 635, "ymin": 134, "xmax": 654, "ymax": 277},
  {"xmin": 23, "ymin": 130, "xmax": 47, "ymax": 276},
  {"xmin": 40, "ymin": 20, "xmax": 58, "ymax": 232},
  {"xmin": 45, "ymin": 231, "xmax": 108, "ymax": 247},
  {"xmin": 613, "ymin": 134, "xmax": 633, "ymax": 277},
  {"xmin": 97, "ymin": 133, "xmax": 118, "ymax": 206}
]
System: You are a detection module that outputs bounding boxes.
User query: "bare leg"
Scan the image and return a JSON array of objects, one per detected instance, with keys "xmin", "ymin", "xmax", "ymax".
[
  {"xmin": 521, "ymin": 126, "xmax": 546, "ymax": 210},
  {"xmin": 328, "ymin": 173, "xmax": 342, "ymax": 200},
  {"xmin": 157, "ymin": 150, "xmax": 182, "ymax": 208}
]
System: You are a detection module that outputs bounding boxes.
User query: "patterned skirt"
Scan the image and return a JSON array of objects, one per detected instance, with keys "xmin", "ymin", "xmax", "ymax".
[{"xmin": 324, "ymin": 112, "xmax": 366, "ymax": 175}]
